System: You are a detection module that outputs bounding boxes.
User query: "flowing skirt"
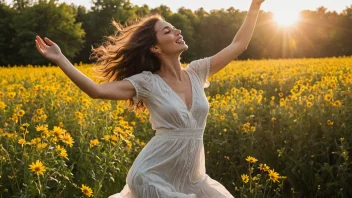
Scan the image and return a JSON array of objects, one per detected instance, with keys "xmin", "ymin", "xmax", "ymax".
[{"xmin": 108, "ymin": 128, "xmax": 234, "ymax": 198}]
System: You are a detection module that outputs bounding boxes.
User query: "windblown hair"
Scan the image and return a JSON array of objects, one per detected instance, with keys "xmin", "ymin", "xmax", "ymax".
[{"xmin": 90, "ymin": 14, "xmax": 164, "ymax": 111}]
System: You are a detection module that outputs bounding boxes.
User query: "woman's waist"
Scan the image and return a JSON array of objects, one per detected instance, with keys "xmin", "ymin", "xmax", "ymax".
[{"xmin": 154, "ymin": 128, "xmax": 205, "ymax": 139}]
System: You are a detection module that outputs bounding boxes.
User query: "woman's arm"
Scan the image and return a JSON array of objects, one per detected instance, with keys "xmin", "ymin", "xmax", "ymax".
[
  {"xmin": 35, "ymin": 35, "xmax": 99, "ymax": 98},
  {"xmin": 35, "ymin": 36, "xmax": 137, "ymax": 100},
  {"xmin": 54, "ymin": 54, "xmax": 100, "ymax": 98},
  {"xmin": 208, "ymin": 0, "xmax": 264, "ymax": 77}
]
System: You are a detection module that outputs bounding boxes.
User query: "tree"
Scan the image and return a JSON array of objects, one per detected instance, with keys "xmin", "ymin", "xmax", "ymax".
[
  {"xmin": 12, "ymin": 0, "xmax": 33, "ymax": 10},
  {"xmin": 73, "ymin": 0, "xmax": 136, "ymax": 63},
  {"xmin": 11, "ymin": 0, "xmax": 85, "ymax": 65},
  {"xmin": 0, "ymin": 3, "xmax": 17, "ymax": 65}
]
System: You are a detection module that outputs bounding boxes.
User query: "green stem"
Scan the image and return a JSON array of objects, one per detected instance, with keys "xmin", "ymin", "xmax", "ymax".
[
  {"xmin": 37, "ymin": 174, "xmax": 42, "ymax": 197},
  {"xmin": 95, "ymin": 143, "xmax": 111, "ymax": 197},
  {"xmin": 263, "ymin": 179, "xmax": 270, "ymax": 198},
  {"xmin": 0, "ymin": 145, "xmax": 20, "ymax": 192}
]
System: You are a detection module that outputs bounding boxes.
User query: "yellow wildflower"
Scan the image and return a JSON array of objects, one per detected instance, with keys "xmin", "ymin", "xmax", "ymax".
[
  {"xmin": 268, "ymin": 169, "xmax": 280, "ymax": 183},
  {"xmin": 61, "ymin": 133, "xmax": 74, "ymax": 147},
  {"xmin": 17, "ymin": 110, "xmax": 25, "ymax": 117},
  {"xmin": 81, "ymin": 184, "xmax": 93, "ymax": 197},
  {"xmin": 241, "ymin": 174, "xmax": 249, "ymax": 183},
  {"xmin": 90, "ymin": 139, "xmax": 100, "ymax": 148},
  {"xmin": 18, "ymin": 138, "xmax": 26, "ymax": 145},
  {"xmin": 28, "ymin": 160, "xmax": 46, "ymax": 176},
  {"xmin": 246, "ymin": 156, "xmax": 258, "ymax": 164}
]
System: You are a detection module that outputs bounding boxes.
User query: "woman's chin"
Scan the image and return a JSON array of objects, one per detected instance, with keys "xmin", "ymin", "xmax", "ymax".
[{"xmin": 181, "ymin": 44, "xmax": 188, "ymax": 51}]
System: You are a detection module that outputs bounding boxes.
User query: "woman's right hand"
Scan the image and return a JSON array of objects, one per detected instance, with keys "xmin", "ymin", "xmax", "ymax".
[{"xmin": 35, "ymin": 35, "xmax": 63, "ymax": 63}]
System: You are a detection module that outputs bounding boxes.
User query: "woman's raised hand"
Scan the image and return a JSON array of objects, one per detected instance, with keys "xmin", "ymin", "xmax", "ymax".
[
  {"xmin": 252, "ymin": 0, "xmax": 265, "ymax": 5},
  {"xmin": 35, "ymin": 35, "xmax": 63, "ymax": 63}
]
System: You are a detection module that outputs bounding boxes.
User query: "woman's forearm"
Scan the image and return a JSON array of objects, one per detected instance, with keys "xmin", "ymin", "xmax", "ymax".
[
  {"xmin": 55, "ymin": 54, "xmax": 99, "ymax": 98},
  {"xmin": 232, "ymin": 2, "xmax": 262, "ymax": 48}
]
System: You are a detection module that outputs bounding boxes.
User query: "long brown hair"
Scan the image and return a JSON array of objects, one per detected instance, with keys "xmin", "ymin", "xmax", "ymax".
[{"xmin": 90, "ymin": 14, "xmax": 164, "ymax": 111}]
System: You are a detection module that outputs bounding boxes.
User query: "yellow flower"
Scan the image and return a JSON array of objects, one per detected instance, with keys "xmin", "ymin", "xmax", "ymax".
[
  {"xmin": 271, "ymin": 117, "xmax": 276, "ymax": 121},
  {"xmin": 28, "ymin": 160, "xmax": 46, "ymax": 176},
  {"xmin": 324, "ymin": 94, "xmax": 332, "ymax": 102},
  {"xmin": 75, "ymin": 111, "xmax": 84, "ymax": 119},
  {"xmin": 103, "ymin": 135, "xmax": 111, "ymax": 142},
  {"xmin": 256, "ymin": 95, "xmax": 263, "ymax": 104},
  {"xmin": 0, "ymin": 101, "xmax": 6, "ymax": 110},
  {"xmin": 61, "ymin": 133, "xmax": 74, "ymax": 147},
  {"xmin": 81, "ymin": 184, "xmax": 93, "ymax": 197},
  {"xmin": 18, "ymin": 138, "xmax": 26, "ymax": 145},
  {"xmin": 241, "ymin": 174, "xmax": 249, "ymax": 183},
  {"xmin": 306, "ymin": 101, "xmax": 313, "ymax": 108},
  {"xmin": 110, "ymin": 134, "xmax": 119, "ymax": 142},
  {"xmin": 31, "ymin": 137, "xmax": 41, "ymax": 144},
  {"xmin": 220, "ymin": 115, "xmax": 225, "ymax": 120},
  {"xmin": 233, "ymin": 113, "xmax": 238, "ymax": 119},
  {"xmin": 17, "ymin": 110, "xmax": 25, "ymax": 117},
  {"xmin": 251, "ymin": 126, "xmax": 256, "ymax": 132},
  {"xmin": 36, "ymin": 142, "xmax": 48, "ymax": 150},
  {"xmin": 258, "ymin": 163, "xmax": 270, "ymax": 172},
  {"xmin": 59, "ymin": 149, "xmax": 69, "ymax": 160},
  {"xmin": 246, "ymin": 156, "xmax": 258, "ymax": 164},
  {"xmin": 35, "ymin": 124, "xmax": 48, "ymax": 132},
  {"xmin": 8, "ymin": 92, "xmax": 16, "ymax": 99},
  {"xmin": 52, "ymin": 126, "xmax": 66, "ymax": 138},
  {"xmin": 140, "ymin": 141, "xmax": 146, "ymax": 147},
  {"xmin": 268, "ymin": 169, "xmax": 280, "ymax": 183},
  {"xmin": 90, "ymin": 139, "xmax": 100, "ymax": 148},
  {"xmin": 243, "ymin": 122, "xmax": 251, "ymax": 133},
  {"xmin": 308, "ymin": 94, "xmax": 314, "ymax": 100},
  {"xmin": 327, "ymin": 120, "xmax": 334, "ymax": 126},
  {"xmin": 332, "ymin": 100, "xmax": 341, "ymax": 107},
  {"xmin": 36, "ymin": 108, "xmax": 44, "ymax": 115}
]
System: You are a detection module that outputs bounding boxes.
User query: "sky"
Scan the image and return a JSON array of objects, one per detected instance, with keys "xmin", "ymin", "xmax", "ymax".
[{"xmin": 4, "ymin": 0, "xmax": 352, "ymax": 14}]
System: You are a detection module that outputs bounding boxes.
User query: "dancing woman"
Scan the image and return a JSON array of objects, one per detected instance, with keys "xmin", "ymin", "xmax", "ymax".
[{"xmin": 35, "ymin": 0, "xmax": 264, "ymax": 197}]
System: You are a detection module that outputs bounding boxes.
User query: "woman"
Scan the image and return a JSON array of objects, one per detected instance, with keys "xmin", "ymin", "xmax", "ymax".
[{"xmin": 35, "ymin": 0, "xmax": 264, "ymax": 197}]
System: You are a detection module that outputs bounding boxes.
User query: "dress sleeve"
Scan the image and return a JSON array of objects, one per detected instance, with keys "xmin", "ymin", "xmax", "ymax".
[
  {"xmin": 187, "ymin": 57, "xmax": 211, "ymax": 88},
  {"xmin": 123, "ymin": 71, "xmax": 153, "ymax": 103}
]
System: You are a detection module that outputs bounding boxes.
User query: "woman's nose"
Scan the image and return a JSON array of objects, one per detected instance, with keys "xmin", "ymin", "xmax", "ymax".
[{"xmin": 175, "ymin": 29, "xmax": 181, "ymax": 35}]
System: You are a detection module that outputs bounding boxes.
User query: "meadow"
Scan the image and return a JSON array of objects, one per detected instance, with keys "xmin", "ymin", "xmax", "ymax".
[{"xmin": 0, "ymin": 56, "xmax": 351, "ymax": 197}]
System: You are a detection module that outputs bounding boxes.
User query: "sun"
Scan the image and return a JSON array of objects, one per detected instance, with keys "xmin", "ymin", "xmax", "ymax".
[{"xmin": 273, "ymin": 11, "xmax": 300, "ymax": 27}]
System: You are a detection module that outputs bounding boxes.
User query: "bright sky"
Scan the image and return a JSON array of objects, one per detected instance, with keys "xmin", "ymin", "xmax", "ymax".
[{"xmin": 4, "ymin": 0, "xmax": 352, "ymax": 14}]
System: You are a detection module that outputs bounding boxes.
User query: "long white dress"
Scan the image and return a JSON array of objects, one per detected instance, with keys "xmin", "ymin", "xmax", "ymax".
[{"xmin": 109, "ymin": 57, "xmax": 234, "ymax": 198}]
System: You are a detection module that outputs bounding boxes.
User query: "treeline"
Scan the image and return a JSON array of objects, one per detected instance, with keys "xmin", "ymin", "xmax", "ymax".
[{"xmin": 1, "ymin": 0, "xmax": 352, "ymax": 66}]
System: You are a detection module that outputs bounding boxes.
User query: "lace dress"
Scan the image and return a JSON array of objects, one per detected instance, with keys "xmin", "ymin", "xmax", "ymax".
[{"xmin": 109, "ymin": 57, "xmax": 234, "ymax": 198}]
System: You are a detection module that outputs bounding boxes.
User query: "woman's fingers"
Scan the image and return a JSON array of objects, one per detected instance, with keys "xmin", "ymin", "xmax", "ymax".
[
  {"xmin": 44, "ymin": 37, "xmax": 56, "ymax": 46},
  {"xmin": 35, "ymin": 40, "xmax": 44, "ymax": 55},
  {"xmin": 36, "ymin": 35, "xmax": 48, "ymax": 49}
]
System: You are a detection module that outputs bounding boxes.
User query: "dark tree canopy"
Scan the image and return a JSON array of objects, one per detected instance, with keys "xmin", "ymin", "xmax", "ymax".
[{"xmin": 0, "ymin": 0, "xmax": 351, "ymax": 66}]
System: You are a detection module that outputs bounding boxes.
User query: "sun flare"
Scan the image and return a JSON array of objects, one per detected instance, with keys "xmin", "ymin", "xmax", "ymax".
[{"xmin": 273, "ymin": 11, "xmax": 300, "ymax": 27}]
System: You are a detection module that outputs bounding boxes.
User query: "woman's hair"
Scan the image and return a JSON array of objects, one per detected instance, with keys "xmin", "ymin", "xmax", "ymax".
[{"xmin": 90, "ymin": 14, "xmax": 164, "ymax": 111}]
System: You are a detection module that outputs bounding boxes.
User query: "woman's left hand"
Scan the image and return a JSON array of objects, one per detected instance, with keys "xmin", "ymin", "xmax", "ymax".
[{"xmin": 252, "ymin": 0, "xmax": 265, "ymax": 5}]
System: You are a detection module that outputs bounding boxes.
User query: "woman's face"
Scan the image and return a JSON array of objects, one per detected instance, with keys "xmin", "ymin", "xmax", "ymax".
[{"xmin": 153, "ymin": 20, "xmax": 188, "ymax": 55}]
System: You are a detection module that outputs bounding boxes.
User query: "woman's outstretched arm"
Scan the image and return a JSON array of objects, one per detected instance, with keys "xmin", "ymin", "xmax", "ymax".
[
  {"xmin": 35, "ymin": 35, "xmax": 135, "ymax": 100},
  {"xmin": 209, "ymin": 0, "xmax": 264, "ymax": 77}
]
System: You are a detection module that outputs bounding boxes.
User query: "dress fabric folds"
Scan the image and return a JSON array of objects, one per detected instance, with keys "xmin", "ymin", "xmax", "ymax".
[{"xmin": 109, "ymin": 57, "xmax": 234, "ymax": 198}]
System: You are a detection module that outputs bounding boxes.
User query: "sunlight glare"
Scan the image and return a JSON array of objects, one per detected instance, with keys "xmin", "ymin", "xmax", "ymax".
[{"xmin": 273, "ymin": 11, "xmax": 300, "ymax": 27}]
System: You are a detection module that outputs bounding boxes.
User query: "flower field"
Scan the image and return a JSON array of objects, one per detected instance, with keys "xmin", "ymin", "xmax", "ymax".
[{"xmin": 0, "ymin": 56, "xmax": 351, "ymax": 197}]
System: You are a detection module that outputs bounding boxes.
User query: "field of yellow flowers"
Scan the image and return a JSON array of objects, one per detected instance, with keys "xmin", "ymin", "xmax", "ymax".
[{"xmin": 0, "ymin": 56, "xmax": 351, "ymax": 197}]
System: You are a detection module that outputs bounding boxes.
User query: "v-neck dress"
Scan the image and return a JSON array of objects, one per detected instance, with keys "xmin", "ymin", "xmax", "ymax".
[{"xmin": 109, "ymin": 57, "xmax": 234, "ymax": 198}]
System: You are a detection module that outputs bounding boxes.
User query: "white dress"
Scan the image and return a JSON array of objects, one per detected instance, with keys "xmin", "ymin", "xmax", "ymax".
[{"xmin": 109, "ymin": 57, "xmax": 234, "ymax": 198}]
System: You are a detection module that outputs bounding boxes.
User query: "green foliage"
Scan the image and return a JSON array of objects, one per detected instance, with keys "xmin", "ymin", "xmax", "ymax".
[
  {"xmin": 1, "ymin": 1, "xmax": 352, "ymax": 67},
  {"xmin": 4, "ymin": 0, "xmax": 85, "ymax": 65}
]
